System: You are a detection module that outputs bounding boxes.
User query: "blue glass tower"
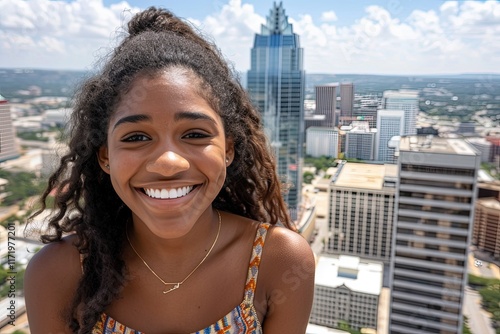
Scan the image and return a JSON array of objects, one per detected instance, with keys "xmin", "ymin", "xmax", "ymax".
[{"xmin": 247, "ymin": 2, "xmax": 305, "ymax": 220}]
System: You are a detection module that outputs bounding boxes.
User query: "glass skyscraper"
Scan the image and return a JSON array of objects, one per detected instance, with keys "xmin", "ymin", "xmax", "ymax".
[{"xmin": 247, "ymin": 2, "xmax": 305, "ymax": 220}]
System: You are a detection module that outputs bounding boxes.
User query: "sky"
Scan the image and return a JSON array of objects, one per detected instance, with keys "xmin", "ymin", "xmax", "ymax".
[{"xmin": 1, "ymin": 0, "xmax": 499, "ymax": 75}]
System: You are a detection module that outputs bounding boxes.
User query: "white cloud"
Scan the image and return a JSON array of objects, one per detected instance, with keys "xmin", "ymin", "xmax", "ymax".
[
  {"xmin": 321, "ymin": 11, "xmax": 337, "ymax": 22},
  {"xmin": 38, "ymin": 36, "xmax": 66, "ymax": 54},
  {"xmin": 0, "ymin": 0, "xmax": 498, "ymax": 74},
  {"xmin": 195, "ymin": 0, "xmax": 264, "ymax": 69},
  {"xmin": 0, "ymin": 0, "xmax": 140, "ymax": 69}
]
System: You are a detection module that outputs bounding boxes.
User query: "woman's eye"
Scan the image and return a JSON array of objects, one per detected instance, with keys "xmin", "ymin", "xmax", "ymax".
[
  {"xmin": 184, "ymin": 132, "xmax": 209, "ymax": 139},
  {"xmin": 122, "ymin": 133, "xmax": 150, "ymax": 142}
]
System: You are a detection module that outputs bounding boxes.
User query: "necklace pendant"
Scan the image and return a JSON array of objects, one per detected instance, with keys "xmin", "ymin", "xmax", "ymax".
[{"xmin": 163, "ymin": 283, "xmax": 180, "ymax": 294}]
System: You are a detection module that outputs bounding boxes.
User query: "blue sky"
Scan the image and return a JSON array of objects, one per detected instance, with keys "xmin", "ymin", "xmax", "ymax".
[
  {"xmin": 1, "ymin": 0, "xmax": 499, "ymax": 75},
  {"xmin": 100, "ymin": 0, "xmax": 445, "ymax": 27}
]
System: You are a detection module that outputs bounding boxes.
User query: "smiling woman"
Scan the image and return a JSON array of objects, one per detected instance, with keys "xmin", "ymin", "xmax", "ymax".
[{"xmin": 23, "ymin": 6, "xmax": 315, "ymax": 334}]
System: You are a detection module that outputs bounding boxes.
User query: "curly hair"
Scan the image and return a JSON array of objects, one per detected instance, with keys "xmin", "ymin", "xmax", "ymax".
[{"xmin": 28, "ymin": 6, "xmax": 293, "ymax": 333}]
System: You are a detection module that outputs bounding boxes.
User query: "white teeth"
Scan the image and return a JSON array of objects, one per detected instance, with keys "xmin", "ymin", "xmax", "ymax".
[{"xmin": 144, "ymin": 186, "xmax": 194, "ymax": 199}]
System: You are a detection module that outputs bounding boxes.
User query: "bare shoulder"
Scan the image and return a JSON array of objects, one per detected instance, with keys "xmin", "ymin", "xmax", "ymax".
[
  {"xmin": 26, "ymin": 234, "xmax": 81, "ymax": 281},
  {"xmin": 25, "ymin": 234, "xmax": 82, "ymax": 331},
  {"xmin": 258, "ymin": 225, "xmax": 316, "ymax": 333},
  {"xmin": 263, "ymin": 225, "xmax": 316, "ymax": 272}
]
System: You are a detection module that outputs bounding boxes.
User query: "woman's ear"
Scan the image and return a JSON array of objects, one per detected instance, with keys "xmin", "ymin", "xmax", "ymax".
[
  {"xmin": 225, "ymin": 136, "xmax": 235, "ymax": 167},
  {"xmin": 97, "ymin": 146, "xmax": 110, "ymax": 174}
]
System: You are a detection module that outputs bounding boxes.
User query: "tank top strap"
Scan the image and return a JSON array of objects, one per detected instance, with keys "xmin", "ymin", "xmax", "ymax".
[
  {"xmin": 79, "ymin": 253, "xmax": 85, "ymax": 274},
  {"xmin": 243, "ymin": 223, "xmax": 271, "ymax": 305}
]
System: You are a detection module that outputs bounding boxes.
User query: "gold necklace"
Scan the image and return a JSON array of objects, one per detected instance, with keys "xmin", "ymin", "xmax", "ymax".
[{"xmin": 126, "ymin": 210, "xmax": 221, "ymax": 294}]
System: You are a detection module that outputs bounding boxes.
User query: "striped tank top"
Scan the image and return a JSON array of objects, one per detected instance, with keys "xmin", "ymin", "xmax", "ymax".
[{"xmin": 92, "ymin": 223, "xmax": 270, "ymax": 334}]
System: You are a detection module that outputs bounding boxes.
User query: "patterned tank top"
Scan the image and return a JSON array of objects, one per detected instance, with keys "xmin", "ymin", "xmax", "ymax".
[{"xmin": 92, "ymin": 223, "xmax": 270, "ymax": 334}]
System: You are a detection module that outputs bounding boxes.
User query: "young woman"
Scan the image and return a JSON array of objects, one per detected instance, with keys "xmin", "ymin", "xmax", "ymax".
[{"xmin": 25, "ymin": 7, "xmax": 315, "ymax": 334}]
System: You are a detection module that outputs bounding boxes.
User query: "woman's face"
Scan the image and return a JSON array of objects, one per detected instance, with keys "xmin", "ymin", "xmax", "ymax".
[{"xmin": 98, "ymin": 68, "xmax": 233, "ymax": 238}]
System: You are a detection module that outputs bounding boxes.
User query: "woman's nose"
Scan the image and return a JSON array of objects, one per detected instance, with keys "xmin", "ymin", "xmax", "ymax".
[{"xmin": 146, "ymin": 151, "xmax": 190, "ymax": 176}]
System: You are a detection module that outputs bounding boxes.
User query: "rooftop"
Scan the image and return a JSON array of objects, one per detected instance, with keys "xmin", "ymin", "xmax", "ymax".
[
  {"xmin": 383, "ymin": 89, "xmax": 419, "ymax": 99},
  {"xmin": 314, "ymin": 255, "xmax": 383, "ymax": 295},
  {"xmin": 399, "ymin": 135, "xmax": 477, "ymax": 155},
  {"xmin": 477, "ymin": 197, "xmax": 500, "ymax": 210},
  {"xmin": 333, "ymin": 162, "xmax": 395, "ymax": 190}
]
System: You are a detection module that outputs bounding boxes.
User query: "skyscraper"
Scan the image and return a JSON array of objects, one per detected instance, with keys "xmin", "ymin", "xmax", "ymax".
[
  {"xmin": 381, "ymin": 90, "xmax": 419, "ymax": 135},
  {"xmin": 327, "ymin": 162, "xmax": 397, "ymax": 265},
  {"xmin": 315, "ymin": 84, "xmax": 337, "ymax": 128},
  {"xmin": 345, "ymin": 121, "xmax": 376, "ymax": 161},
  {"xmin": 0, "ymin": 95, "xmax": 20, "ymax": 163},
  {"xmin": 247, "ymin": 2, "xmax": 305, "ymax": 219},
  {"xmin": 340, "ymin": 82, "xmax": 354, "ymax": 122},
  {"xmin": 375, "ymin": 109, "xmax": 405, "ymax": 163},
  {"xmin": 389, "ymin": 136, "xmax": 480, "ymax": 334}
]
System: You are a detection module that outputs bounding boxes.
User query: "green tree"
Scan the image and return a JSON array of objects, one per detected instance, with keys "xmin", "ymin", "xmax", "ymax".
[
  {"xmin": 468, "ymin": 274, "xmax": 500, "ymax": 333},
  {"xmin": 0, "ymin": 265, "xmax": 26, "ymax": 298},
  {"xmin": 303, "ymin": 171, "xmax": 314, "ymax": 184},
  {"xmin": 463, "ymin": 315, "xmax": 472, "ymax": 334},
  {"xmin": 304, "ymin": 155, "xmax": 337, "ymax": 173},
  {"xmin": 0, "ymin": 170, "xmax": 46, "ymax": 206}
]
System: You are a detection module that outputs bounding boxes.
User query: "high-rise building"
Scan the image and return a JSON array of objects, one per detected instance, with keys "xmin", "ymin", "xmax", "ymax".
[
  {"xmin": 354, "ymin": 94, "xmax": 379, "ymax": 129},
  {"xmin": 326, "ymin": 162, "xmax": 397, "ymax": 265},
  {"xmin": 375, "ymin": 109, "xmax": 405, "ymax": 163},
  {"xmin": 382, "ymin": 90, "xmax": 419, "ymax": 135},
  {"xmin": 340, "ymin": 82, "xmax": 354, "ymax": 121},
  {"xmin": 306, "ymin": 127, "xmax": 338, "ymax": 158},
  {"xmin": 473, "ymin": 182, "xmax": 500, "ymax": 261},
  {"xmin": 486, "ymin": 136, "xmax": 500, "ymax": 165},
  {"xmin": 345, "ymin": 122, "xmax": 376, "ymax": 161},
  {"xmin": 389, "ymin": 136, "xmax": 480, "ymax": 334},
  {"xmin": 353, "ymin": 109, "xmax": 377, "ymax": 129},
  {"xmin": 247, "ymin": 2, "xmax": 305, "ymax": 219},
  {"xmin": 0, "ymin": 95, "xmax": 20, "ymax": 163},
  {"xmin": 466, "ymin": 137, "xmax": 491, "ymax": 162},
  {"xmin": 315, "ymin": 84, "xmax": 337, "ymax": 128}
]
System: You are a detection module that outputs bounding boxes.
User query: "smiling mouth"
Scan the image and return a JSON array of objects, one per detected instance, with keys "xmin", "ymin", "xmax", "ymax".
[{"xmin": 143, "ymin": 186, "xmax": 195, "ymax": 199}]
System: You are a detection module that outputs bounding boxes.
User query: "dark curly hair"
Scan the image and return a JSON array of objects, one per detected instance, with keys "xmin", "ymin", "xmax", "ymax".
[{"xmin": 28, "ymin": 6, "xmax": 293, "ymax": 333}]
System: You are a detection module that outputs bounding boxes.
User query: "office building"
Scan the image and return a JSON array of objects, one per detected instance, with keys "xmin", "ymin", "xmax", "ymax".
[
  {"xmin": 247, "ymin": 2, "xmax": 305, "ymax": 219},
  {"xmin": 304, "ymin": 114, "xmax": 326, "ymax": 131},
  {"xmin": 344, "ymin": 122, "xmax": 376, "ymax": 161},
  {"xmin": 310, "ymin": 255, "xmax": 383, "ymax": 331},
  {"xmin": 42, "ymin": 108, "xmax": 72, "ymax": 128},
  {"xmin": 353, "ymin": 109, "xmax": 377, "ymax": 129},
  {"xmin": 315, "ymin": 84, "xmax": 337, "ymax": 128},
  {"xmin": 382, "ymin": 90, "xmax": 418, "ymax": 135},
  {"xmin": 0, "ymin": 95, "xmax": 20, "ymax": 163},
  {"xmin": 339, "ymin": 82, "xmax": 354, "ymax": 122},
  {"xmin": 326, "ymin": 162, "xmax": 397, "ymax": 264},
  {"xmin": 306, "ymin": 127, "xmax": 338, "ymax": 158},
  {"xmin": 486, "ymin": 136, "xmax": 500, "ymax": 165},
  {"xmin": 375, "ymin": 109, "xmax": 404, "ymax": 163},
  {"xmin": 466, "ymin": 137, "xmax": 491, "ymax": 163},
  {"xmin": 473, "ymin": 182, "xmax": 500, "ymax": 261},
  {"xmin": 456, "ymin": 122, "xmax": 476, "ymax": 136},
  {"xmin": 389, "ymin": 136, "xmax": 480, "ymax": 334}
]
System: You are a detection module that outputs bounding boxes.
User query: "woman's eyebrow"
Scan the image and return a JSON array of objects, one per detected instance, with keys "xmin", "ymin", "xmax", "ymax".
[
  {"xmin": 174, "ymin": 111, "xmax": 217, "ymax": 123},
  {"xmin": 112, "ymin": 114, "xmax": 151, "ymax": 131}
]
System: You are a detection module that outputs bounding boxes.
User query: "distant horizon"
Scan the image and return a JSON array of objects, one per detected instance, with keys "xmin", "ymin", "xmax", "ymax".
[
  {"xmin": 1, "ymin": 1, "xmax": 499, "ymax": 75},
  {"xmin": 2, "ymin": 67, "xmax": 500, "ymax": 78}
]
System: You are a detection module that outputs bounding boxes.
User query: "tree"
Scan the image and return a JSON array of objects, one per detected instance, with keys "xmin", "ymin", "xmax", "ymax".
[
  {"xmin": 303, "ymin": 171, "xmax": 314, "ymax": 184},
  {"xmin": 0, "ymin": 170, "xmax": 46, "ymax": 206}
]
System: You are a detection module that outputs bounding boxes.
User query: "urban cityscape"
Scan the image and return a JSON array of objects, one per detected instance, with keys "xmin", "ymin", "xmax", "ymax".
[{"xmin": 1, "ymin": 1, "xmax": 500, "ymax": 334}]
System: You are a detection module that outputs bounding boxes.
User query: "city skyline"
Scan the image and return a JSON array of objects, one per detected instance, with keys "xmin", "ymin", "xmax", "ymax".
[{"xmin": 0, "ymin": 0, "xmax": 499, "ymax": 75}]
